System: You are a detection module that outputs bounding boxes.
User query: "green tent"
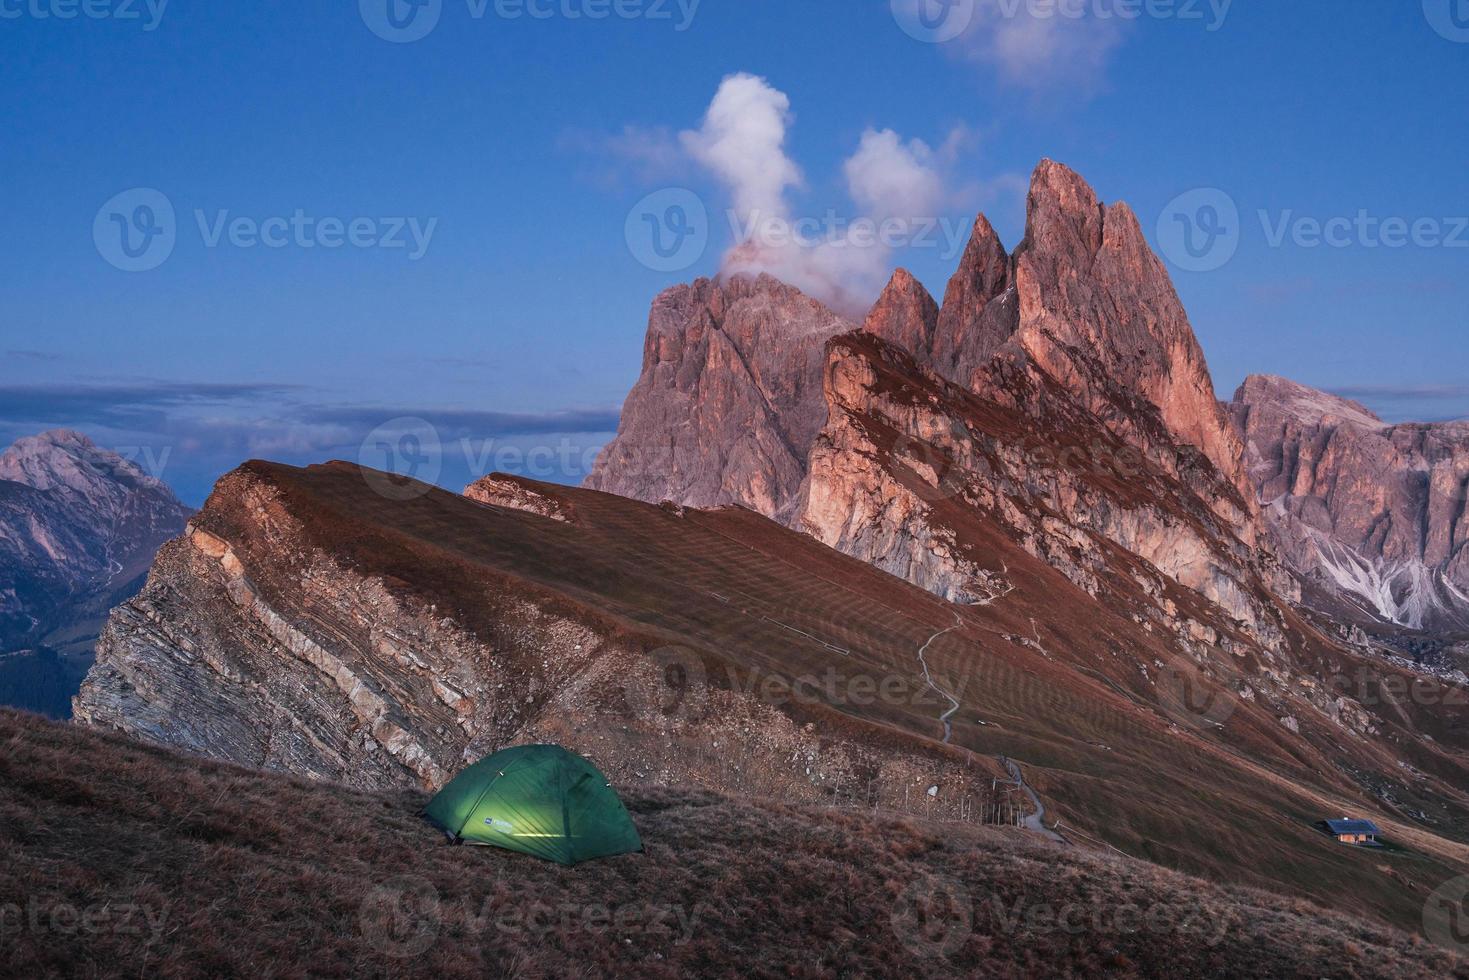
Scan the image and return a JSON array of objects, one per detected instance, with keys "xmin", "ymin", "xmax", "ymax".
[{"xmin": 424, "ymin": 745, "xmax": 643, "ymax": 865}]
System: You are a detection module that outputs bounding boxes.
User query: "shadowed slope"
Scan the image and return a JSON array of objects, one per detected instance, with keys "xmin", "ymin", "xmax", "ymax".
[{"xmin": 4, "ymin": 710, "xmax": 1466, "ymax": 979}]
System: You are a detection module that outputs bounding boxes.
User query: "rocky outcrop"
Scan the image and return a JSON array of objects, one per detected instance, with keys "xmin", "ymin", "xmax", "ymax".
[
  {"xmin": 861, "ymin": 268, "xmax": 939, "ymax": 359},
  {"xmin": 963, "ymin": 162, "xmax": 1255, "ymax": 529},
  {"xmin": 76, "ymin": 461, "xmax": 1005, "ymax": 812},
  {"xmin": 591, "ymin": 160, "xmax": 1263, "ymax": 635},
  {"xmin": 1230, "ymin": 375, "xmax": 1469, "ymax": 631},
  {"xmin": 465, "ymin": 474, "xmax": 576, "ymax": 523},
  {"xmin": 585, "ymin": 274, "xmax": 854, "ymax": 520},
  {"xmin": 931, "ymin": 214, "xmax": 1015, "ymax": 384},
  {"xmin": 0, "ymin": 430, "xmax": 190, "ymax": 661},
  {"xmin": 797, "ymin": 332, "xmax": 1288, "ymax": 648}
]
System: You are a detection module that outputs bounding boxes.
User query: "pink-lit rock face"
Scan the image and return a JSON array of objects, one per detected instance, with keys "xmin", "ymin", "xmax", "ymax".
[
  {"xmin": 963, "ymin": 160, "xmax": 1254, "ymax": 524},
  {"xmin": 591, "ymin": 160, "xmax": 1265, "ymax": 622},
  {"xmin": 585, "ymin": 273, "xmax": 853, "ymax": 521},
  {"xmin": 1231, "ymin": 374, "xmax": 1469, "ymax": 630},
  {"xmin": 862, "ymin": 267, "xmax": 939, "ymax": 361}
]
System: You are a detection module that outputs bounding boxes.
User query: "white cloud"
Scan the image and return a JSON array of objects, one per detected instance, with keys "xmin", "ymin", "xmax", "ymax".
[
  {"xmin": 982, "ymin": 6, "xmax": 1124, "ymax": 89},
  {"xmin": 678, "ymin": 74, "xmax": 965, "ymax": 316},
  {"xmin": 843, "ymin": 129, "xmax": 946, "ymax": 224},
  {"xmin": 680, "ymin": 74, "xmax": 803, "ymax": 221},
  {"xmin": 903, "ymin": 0, "xmax": 1127, "ymax": 95},
  {"xmin": 559, "ymin": 125, "xmax": 688, "ymax": 187}
]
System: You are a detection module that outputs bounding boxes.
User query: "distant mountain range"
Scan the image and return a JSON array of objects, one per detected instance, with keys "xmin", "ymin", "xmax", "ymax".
[
  {"xmin": 1231, "ymin": 375, "xmax": 1469, "ymax": 639},
  {"xmin": 0, "ymin": 430, "xmax": 190, "ymax": 716}
]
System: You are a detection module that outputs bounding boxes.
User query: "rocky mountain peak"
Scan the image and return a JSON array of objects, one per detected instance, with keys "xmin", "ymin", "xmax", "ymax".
[
  {"xmin": 0, "ymin": 429, "xmax": 191, "ymax": 709},
  {"xmin": 1228, "ymin": 374, "xmax": 1469, "ymax": 631},
  {"xmin": 592, "ymin": 158, "xmax": 1260, "ymax": 561},
  {"xmin": 1233, "ymin": 374, "xmax": 1386, "ymax": 431},
  {"xmin": 1019, "ymin": 158, "xmax": 1106, "ymax": 265},
  {"xmin": 861, "ymin": 268, "xmax": 938, "ymax": 359},
  {"xmin": 984, "ymin": 160, "xmax": 1254, "ymax": 508},
  {"xmin": 0, "ymin": 429, "xmax": 163, "ymax": 497},
  {"xmin": 932, "ymin": 214, "xmax": 1015, "ymax": 383},
  {"xmin": 585, "ymin": 272, "xmax": 854, "ymax": 518}
]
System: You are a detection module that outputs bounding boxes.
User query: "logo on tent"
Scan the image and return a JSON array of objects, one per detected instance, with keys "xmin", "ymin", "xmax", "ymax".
[{"xmin": 484, "ymin": 817, "xmax": 515, "ymax": 833}]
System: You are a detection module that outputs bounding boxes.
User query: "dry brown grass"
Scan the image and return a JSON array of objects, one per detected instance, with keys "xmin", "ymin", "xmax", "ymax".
[{"xmin": 1, "ymin": 710, "xmax": 1464, "ymax": 979}]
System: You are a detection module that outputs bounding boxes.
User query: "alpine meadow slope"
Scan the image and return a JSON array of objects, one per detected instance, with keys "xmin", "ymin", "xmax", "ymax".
[{"xmin": 75, "ymin": 160, "xmax": 1469, "ymax": 947}]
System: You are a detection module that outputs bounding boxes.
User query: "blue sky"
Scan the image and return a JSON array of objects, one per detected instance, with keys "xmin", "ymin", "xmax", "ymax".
[{"xmin": 1, "ymin": 1, "xmax": 1466, "ymax": 503}]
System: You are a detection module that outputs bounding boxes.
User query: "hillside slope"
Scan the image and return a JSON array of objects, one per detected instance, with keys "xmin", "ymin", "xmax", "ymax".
[
  {"xmin": 76, "ymin": 462, "xmax": 1469, "ymax": 936},
  {"xmin": 3, "ymin": 709, "xmax": 1464, "ymax": 979}
]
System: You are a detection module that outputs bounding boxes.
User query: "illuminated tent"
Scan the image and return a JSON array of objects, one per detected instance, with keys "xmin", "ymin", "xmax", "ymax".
[{"xmin": 424, "ymin": 745, "xmax": 643, "ymax": 865}]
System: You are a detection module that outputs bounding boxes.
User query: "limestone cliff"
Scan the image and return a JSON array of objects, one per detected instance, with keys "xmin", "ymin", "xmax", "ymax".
[
  {"xmin": 584, "ymin": 274, "xmax": 853, "ymax": 520},
  {"xmin": 1230, "ymin": 374, "xmax": 1469, "ymax": 632}
]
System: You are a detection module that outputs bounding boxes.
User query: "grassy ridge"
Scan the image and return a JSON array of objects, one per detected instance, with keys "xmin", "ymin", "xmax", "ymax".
[{"xmin": 1, "ymin": 710, "xmax": 1463, "ymax": 979}]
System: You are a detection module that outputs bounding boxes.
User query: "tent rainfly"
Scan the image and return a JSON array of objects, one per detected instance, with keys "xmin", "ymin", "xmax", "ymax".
[{"xmin": 424, "ymin": 745, "xmax": 643, "ymax": 865}]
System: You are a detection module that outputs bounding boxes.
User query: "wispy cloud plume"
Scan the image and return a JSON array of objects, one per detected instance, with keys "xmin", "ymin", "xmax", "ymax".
[
  {"xmin": 1328, "ymin": 385, "xmax": 1469, "ymax": 403},
  {"xmin": 680, "ymin": 75, "xmax": 803, "ymax": 222},
  {"xmin": 894, "ymin": 0, "xmax": 1127, "ymax": 97},
  {"xmin": 559, "ymin": 125, "xmax": 690, "ymax": 188},
  {"xmin": 679, "ymin": 73, "xmax": 961, "ymax": 315}
]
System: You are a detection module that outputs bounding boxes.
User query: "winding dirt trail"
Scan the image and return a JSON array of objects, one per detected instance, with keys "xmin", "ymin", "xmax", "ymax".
[
  {"xmin": 913, "ymin": 614, "xmax": 1067, "ymax": 845},
  {"xmin": 915, "ymin": 614, "xmax": 964, "ymax": 743},
  {"xmin": 1002, "ymin": 757, "xmax": 1066, "ymax": 842}
]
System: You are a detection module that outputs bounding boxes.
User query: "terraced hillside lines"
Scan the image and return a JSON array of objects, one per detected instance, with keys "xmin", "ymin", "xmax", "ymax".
[{"xmin": 80, "ymin": 462, "xmax": 1469, "ymax": 936}]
